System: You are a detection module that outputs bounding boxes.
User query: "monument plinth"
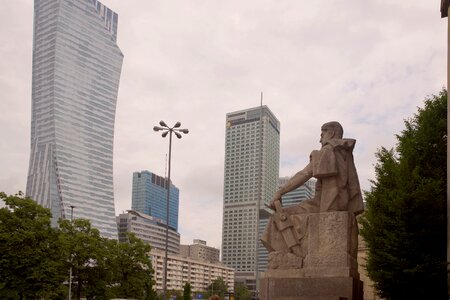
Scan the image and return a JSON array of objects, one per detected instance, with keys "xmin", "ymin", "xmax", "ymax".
[{"xmin": 260, "ymin": 211, "xmax": 363, "ymax": 300}]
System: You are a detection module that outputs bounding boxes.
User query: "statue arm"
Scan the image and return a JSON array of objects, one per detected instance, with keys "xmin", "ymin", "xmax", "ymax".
[{"xmin": 270, "ymin": 163, "xmax": 313, "ymax": 209}]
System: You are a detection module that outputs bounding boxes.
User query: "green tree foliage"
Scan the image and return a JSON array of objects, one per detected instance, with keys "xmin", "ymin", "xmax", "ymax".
[
  {"xmin": 183, "ymin": 282, "xmax": 192, "ymax": 300},
  {"xmin": 59, "ymin": 218, "xmax": 114, "ymax": 300},
  {"xmin": 359, "ymin": 89, "xmax": 447, "ymax": 300},
  {"xmin": 0, "ymin": 192, "xmax": 67, "ymax": 299},
  {"xmin": 110, "ymin": 233, "xmax": 157, "ymax": 300},
  {"xmin": 234, "ymin": 283, "xmax": 251, "ymax": 300},
  {"xmin": 205, "ymin": 277, "xmax": 228, "ymax": 299},
  {"xmin": 0, "ymin": 193, "xmax": 158, "ymax": 299}
]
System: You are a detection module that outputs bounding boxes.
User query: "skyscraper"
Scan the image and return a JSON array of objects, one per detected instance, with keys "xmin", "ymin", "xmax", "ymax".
[
  {"xmin": 131, "ymin": 170, "xmax": 180, "ymax": 231},
  {"xmin": 26, "ymin": 0, "xmax": 123, "ymax": 239},
  {"xmin": 221, "ymin": 105, "xmax": 280, "ymax": 290}
]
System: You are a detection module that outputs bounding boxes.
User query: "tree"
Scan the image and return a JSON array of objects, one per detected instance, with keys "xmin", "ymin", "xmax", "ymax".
[
  {"xmin": 183, "ymin": 282, "xmax": 192, "ymax": 300},
  {"xmin": 59, "ymin": 218, "xmax": 114, "ymax": 300},
  {"xmin": 359, "ymin": 89, "xmax": 447, "ymax": 300},
  {"xmin": 110, "ymin": 233, "xmax": 157, "ymax": 300},
  {"xmin": 234, "ymin": 283, "xmax": 251, "ymax": 300},
  {"xmin": 0, "ymin": 192, "xmax": 67, "ymax": 299},
  {"xmin": 205, "ymin": 277, "xmax": 228, "ymax": 299}
]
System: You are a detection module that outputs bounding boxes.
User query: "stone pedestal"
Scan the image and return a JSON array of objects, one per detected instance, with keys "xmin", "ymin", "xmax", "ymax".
[
  {"xmin": 260, "ymin": 211, "xmax": 363, "ymax": 300},
  {"xmin": 260, "ymin": 275, "xmax": 363, "ymax": 300}
]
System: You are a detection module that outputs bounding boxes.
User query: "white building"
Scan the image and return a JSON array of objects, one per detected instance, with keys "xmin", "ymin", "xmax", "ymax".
[
  {"xmin": 221, "ymin": 105, "xmax": 280, "ymax": 291},
  {"xmin": 117, "ymin": 210, "xmax": 180, "ymax": 255},
  {"xmin": 180, "ymin": 239, "xmax": 220, "ymax": 263},
  {"xmin": 26, "ymin": 0, "xmax": 123, "ymax": 238},
  {"xmin": 150, "ymin": 249, "xmax": 234, "ymax": 293}
]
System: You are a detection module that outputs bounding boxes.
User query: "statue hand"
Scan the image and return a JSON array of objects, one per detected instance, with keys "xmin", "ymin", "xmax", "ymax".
[{"xmin": 269, "ymin": 191, "xmax": 282, "ymax": 210}]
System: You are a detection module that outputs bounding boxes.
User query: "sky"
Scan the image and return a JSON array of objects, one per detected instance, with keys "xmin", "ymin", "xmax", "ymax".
[{"xmin": 0, "ymin": 1, "xmax": 447, "ymax": 250}]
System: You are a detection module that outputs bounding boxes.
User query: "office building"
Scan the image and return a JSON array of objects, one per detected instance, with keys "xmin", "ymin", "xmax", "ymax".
[
  {"xmin": 221, "ymin": 105, "xmax": 280, "ymax": 290},
  {"xmin": 131, "ymin": 170, "xmax": 179, "ymax": 231},
  {"xmin": 150, "ymin": 249, "xmax": 234, "ymax": 293},
  {"xmin": 26, "ymin": 0, "xmax": 123, "ymax": 238},
  {"xmin": 180, "ymin": 239, "xmax": 220, "ymax": 263},
  {"xmin": 117, "ymin": 210, "xmax": 180, "ymax": 254},
  {"xmin": 257, "ymin": 177, "xmax": 316, "ymax": 272},
  {"xmin": 277, "ymin": 176, "xmax": 316, "ymax": 207}
]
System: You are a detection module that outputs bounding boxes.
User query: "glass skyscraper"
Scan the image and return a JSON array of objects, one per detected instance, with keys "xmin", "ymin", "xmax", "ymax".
[
  {"xmin": 221, "ymin": 105, "xmax": 280, "ymax": 290},
  {"xmin": 131, "ymin": 171, "xmax": 180, "ymax": 231},
  {"xmin": 26, "ymin": 0, "xmax": 123, "ymax": 239}
]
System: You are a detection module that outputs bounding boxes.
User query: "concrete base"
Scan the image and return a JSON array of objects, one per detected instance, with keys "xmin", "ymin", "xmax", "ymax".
[
  {"xmin": 260, "ymin": 212, "xmax": 363, "ymax": 300},
  {"xmin": 260, "ymin": 276, "xmax": 363, "ymax": 300}
]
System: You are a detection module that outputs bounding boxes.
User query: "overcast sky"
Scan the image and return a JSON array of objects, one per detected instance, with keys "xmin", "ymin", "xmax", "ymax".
[{"xmin": 0, "ymin": 1, "xmax": 447, "ymax": 250}]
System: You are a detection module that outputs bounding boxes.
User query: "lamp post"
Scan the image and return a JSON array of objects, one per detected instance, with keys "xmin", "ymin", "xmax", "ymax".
[
  {"xmin": 153, "ymin": 121, "xmax": 188, "ymax": 298},
  {"xmin": 68, "ymin": 205, "xmax": 75, "ymax": 300}
]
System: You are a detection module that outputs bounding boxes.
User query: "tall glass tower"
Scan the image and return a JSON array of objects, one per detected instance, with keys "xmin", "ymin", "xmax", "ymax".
[
  {"xmin": 131, "ymin": 171, "xmax": 180, "ymax": 231},
  {"xmin": 26, "ymin": 0, "xmax": 123, "ymax": 239},
  {"xmin": 221, "ymin": 105, "xmax": 280, "ymax": 290}
]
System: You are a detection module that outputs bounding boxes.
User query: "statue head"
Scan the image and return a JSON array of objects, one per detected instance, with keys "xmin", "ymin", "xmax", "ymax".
[{"xmin": 320, "ymin": 121, "xmax": 343, "ymax": 145}]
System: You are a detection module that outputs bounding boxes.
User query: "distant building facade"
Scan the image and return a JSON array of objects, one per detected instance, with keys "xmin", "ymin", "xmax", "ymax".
[
  {"xmin": 257, "ymin": 177, "xmax": 316, "ymax": 272},
  {"xmin": 221, "ymin": 105, "xmax": 280, "ymax": 291},
  {"xmin": 131, "ymin": 170, "xmax": 179, "ymax": 231},
  {"xmin": 26, "ymin": 0, "xmax": 123, "ymax": 238},
  {"xmin": 150, "ymin": 249, "xmax": 234, "ymax": 293},
  {"xmin": 180, "ymin": 239, "xmax": 220, "ymax": 263},
  {"xmin": 116, "ymin": 210, "xmax": 180, "ymax": 254},
  {"xmin": 277, "ymin": 176, "xmax": 316, "ymax": 207}
]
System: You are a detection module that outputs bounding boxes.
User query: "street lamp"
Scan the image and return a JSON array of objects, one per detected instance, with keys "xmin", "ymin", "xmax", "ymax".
[
  {"xmin": 68, "ymin": 205, "xmax": 75, "ymax": 300},
  {"xmin": 153, "ymin": 121, "xmax": 188, "ymax": 298}
]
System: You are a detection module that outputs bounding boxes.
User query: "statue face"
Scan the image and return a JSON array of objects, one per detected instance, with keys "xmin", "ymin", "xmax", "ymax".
[{"xmin": 320, "ymin": 128, "xmax": 334, "ymax": 146}]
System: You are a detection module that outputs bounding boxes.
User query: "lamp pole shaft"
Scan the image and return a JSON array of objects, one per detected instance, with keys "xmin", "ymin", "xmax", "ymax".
[
  {"xmin": 69, "ymin": 205, "xmax": 74, "ymax": 300},
  {"xmin": 163, "ymin": 130, "xmax": 173, "ymax": 298}
]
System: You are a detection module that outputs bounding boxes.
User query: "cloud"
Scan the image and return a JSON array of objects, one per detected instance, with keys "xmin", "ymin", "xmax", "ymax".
[{"xmin": 0, "ymin": 0, "xmax": 446, "ymax": 249}]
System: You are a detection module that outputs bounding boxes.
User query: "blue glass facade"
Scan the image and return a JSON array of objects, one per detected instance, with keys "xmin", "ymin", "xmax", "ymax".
[
  {"xmin": 26, "ymin": 0, "xmax": 123, "ymax": 239},
  {"xmin": 131, "ymin": 171, "xmax": 179, "ymax": 231}
]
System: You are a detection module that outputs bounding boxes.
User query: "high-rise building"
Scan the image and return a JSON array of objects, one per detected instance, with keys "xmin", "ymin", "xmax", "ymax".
[
  {"xmin": 180, "ymin": 239, "xmax": 220, "ymax": 263},
  {"xmin": 221, "ymin": 105, "xmax": 280, "ymax": 290},
  {"xmin": 26, "ymin": 0, "xmax": 123, "ymax": 239},
  {"xmin": 277, "ymin": 176, "xmax": 316, "ymax": 207},
  {"xmin": 257, "ymin": 177, "xmax": 316, "ymax": 272},
  {"xmin": 117, "ymin": 210, "xmax": 180, "ymax": 254},
  {"xmin": 131, "ymin": 170, "xmax": 179, "ymax": 231}
]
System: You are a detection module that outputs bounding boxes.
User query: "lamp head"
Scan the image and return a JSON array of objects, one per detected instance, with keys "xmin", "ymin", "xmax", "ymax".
[
  {"xmin": 174, "ymin": 121, "xmax": 181, "ymax": 128},
  {"xmin": 153, "ymin": 126, "xmax": 163, "ymax": 132},
  {"xmin": 159, "ymin": 120, "xmax": 168, "ymax": 127}
]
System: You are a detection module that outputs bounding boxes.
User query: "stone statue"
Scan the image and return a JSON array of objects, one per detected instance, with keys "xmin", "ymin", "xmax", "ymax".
[{"xmin": 261, "ymin": 121, "xmax": 364, "ymax": 269}]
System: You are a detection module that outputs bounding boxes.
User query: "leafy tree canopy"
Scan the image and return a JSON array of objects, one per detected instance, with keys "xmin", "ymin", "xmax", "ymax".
[
  {"xmin": 0, "ymin": 192, "xmax": 157, "ymax": 299},
  {"xmin": 359, "ymin": 89, "xmax": 447, "ymax": 300},
  {"xmin": 205, "ymin": 277, "xmax": 228, "ymax": 299},
  {"xmin": 0, "ymin": 192, "xmax": 66, "ymax": 299},
  {"xmin": 110, "ymin": 233, "xmax": 156, "ymax": 300},
  {"xmin": 183, "ymin": 282, "xmax": 192, "ymax": 300},
  {"xmin": 234, "ymin": 283, "xmax": 251, "ymax": 300}
]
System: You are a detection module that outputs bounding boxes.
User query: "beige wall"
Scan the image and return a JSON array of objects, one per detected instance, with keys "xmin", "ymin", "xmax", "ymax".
[{"xmin": 357, "ymin": 235, "xmax": 382, "ymax": 300}]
